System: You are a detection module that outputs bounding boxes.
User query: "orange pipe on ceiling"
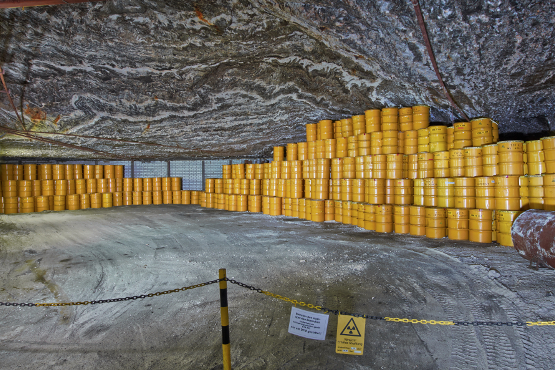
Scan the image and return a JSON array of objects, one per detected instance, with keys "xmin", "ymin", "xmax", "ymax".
[{"xmin": 0, "ymin": 0, "xmax": 107, "ymax": 8}]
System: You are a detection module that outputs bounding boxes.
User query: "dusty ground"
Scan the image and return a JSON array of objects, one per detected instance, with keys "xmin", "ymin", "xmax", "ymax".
[{"xmin": 0, "ymin": 205, "xmax": 554, "ymax": 369}]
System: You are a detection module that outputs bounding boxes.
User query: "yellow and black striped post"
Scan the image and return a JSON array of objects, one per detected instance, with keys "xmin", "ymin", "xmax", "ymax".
[{"xmin": 219, "ymin": 268, "xmax": 231, "ymax": 370}]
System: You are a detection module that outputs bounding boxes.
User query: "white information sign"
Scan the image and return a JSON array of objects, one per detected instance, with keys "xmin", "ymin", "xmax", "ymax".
[{"xmin": 288, "ymin": 307, "xmax": 329, "ymax": 340}]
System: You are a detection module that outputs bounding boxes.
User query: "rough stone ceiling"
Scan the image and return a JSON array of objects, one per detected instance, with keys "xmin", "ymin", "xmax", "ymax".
[{"xmin": 0, "ymin": 0, "xmax": 554, "ymax": 160}]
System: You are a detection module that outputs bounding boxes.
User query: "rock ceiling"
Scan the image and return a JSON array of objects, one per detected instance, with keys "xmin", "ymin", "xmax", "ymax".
[{"xmin": 0, "ymin": 0, "xmax": 554, "ymax": 159}]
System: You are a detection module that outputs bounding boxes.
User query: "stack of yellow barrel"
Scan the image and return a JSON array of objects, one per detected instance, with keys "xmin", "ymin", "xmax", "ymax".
[
  {"xmin": 0, "ymin": 163, "xmax": 190, "ymax": 214},
  {"xmin": 194, "ymin": 107, "xmax": 555, "ymax": 250}
]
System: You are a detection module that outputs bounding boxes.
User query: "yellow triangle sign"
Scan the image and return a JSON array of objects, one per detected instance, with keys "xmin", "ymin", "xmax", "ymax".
[{"xmin": 336, "ymin": 314, "xmax": 366, "ymax": 355}]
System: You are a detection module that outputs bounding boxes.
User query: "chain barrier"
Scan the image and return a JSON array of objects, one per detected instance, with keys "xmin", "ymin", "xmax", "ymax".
[
  {"xmin": 225, "ymin": 279, "xmax": 555, "ymax": 328},
  {"xmin": 1, "ymin": 276, "xmax": 554, "ymax": 327},
  {"xmin": 0, "ymin": 279, "xmax": 222, "ymax": 307}
]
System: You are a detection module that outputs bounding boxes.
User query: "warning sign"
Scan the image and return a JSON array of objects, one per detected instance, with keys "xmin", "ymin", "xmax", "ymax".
[
  {"xmin": 336, "ymin": 314, "xmax": 366, "ymax": 355},
  {"xmin": 288, "ymin": 307, "xmax": 329, "ymax": 340}
]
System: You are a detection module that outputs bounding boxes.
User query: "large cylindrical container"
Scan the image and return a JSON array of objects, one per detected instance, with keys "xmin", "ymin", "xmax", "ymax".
[
  {"xmin": 412, "ymin": 105, "xmax": 430, "ymax": 130},
  {"xmin": 475, "ymin": 176, "xmax": 496, "ymax": 209},
  {"xmin": 2, "ymin": 180, "xmax": 18, "ymax": 198},
  {"xmin": 41, "ymin": 179, "xmax": 54, "ymax": 196},
  {"xmin": 54, "ymin": 179, "xmax": 68, "ymax": 195},
  {"xmin": 394, "ymin": 205, "xmax": 410, "ymax": 234},
  {"xmin": 512, "ymin": 210, "xmax": 555, "ymax": 264},
  {"xmin": 53, "ymin": 195, "xmax": 66, "ymax": 211},
  {"xmin": 449, "ymin": 149, "xmax": 465, "ymax": 177},
  {"xmin": 163, "ymin": 190, "xmax": 173, "ymax": 205},
  {"xmin": 20, "ymin": 196, "xmax": 35, "ymax": 213},
  {"xmin": 297, "ymin": 142, "xmax": 308, "ymax": 161},
  {"xmin": 1, "ymin": 164, "xmax": 14, "ymax": 181},
  {"xmin": 52, "ymin": 164, "xmax": 65, "ymax": 180},
  {"xmin": 494, "ymin": 175, "xmax": 520, "ymax": 210},
  {"xmin": 94, "ymin": 165, "xmax": 104, "ymax": 179},
  {"xmin": 152, "ymin": 191, "xmax": 163, "ymax": 205},
  {"xmin": 32, "ymin": 180, "xmax": 42, "ymax": 197},
  {"xmin": 142, "ymin": 191, "xmax": 153, "ymax": 205},
  {"xmin": 399, "ymin": 107, "xmax": 413, "ymax": 132},
  {"xmin": 132, "ymin": 191, "xmax": 142, "ymax": 205},
  {"xmin": 102, "ymin": 193, "xmax": 113, "ymax": 208},
  {"xmin": 454, "ymin": 177, "xmax": 475, "ymax": 209},
  {"xmin": 374, "ymin": 204, "xmax": 393, "ymax": 233},
  {"xmin": 23, "ymin": 164, "xmax": 37, "ymax": 180},
  {"xmin": 365, "ymin": 179, "xmax": 385, "ymax": 204},
  {"xmin": 287, "ymin": 143, "xmax": 299, "ymax": 160},
  {"xmin": 453, "ymin": 122, "xmax": 472, "ymax": 149},
  {"xmin": 393, "ymin": 179, "xmax": 413, "ymax": 205},
  {"xmin": 104, "ymin": 165, "xmax": 115, "ymax": 179},
  {"xmin": 36, "ymin": 195, "xmax": 50, "ymax": 212},
  {"xmin": 74, "ymin": 164, "xmax": 83, "ymax": 179},
  {"xmin": 471, "ymin": 118, "xmax": 494, "ymax": 146},
  {"xmin": 96, "ymin": 178, "xmax": 108, "ymax": 194},
  {"xmin": 39, "ymin": 164, "xmax": 53, "ymax": 180},
  {"xmin": 437, "ymin": 177, "xmax": 455, "ymax": 208},
  {"xmin": 365, "ymin": 109, "xmax": 381, "ymax": 132},
  {"xmin": 182, "ymin": 190, "xmax": 191, "ymax": 205},
  {"xmin": 417, "ymin": 152, "xmax": 434, "ymax": 178},
  {"xmin": 133, "ymin": 178, "xmax": 143, "ymax": 192},
  {"xmin": 370, "ymin": 132, "xmax": 383, "ymax": 155},
  {"xmin": 425, "ymin": 207, "xmax": 446, "ymax": 239},
  {"xmin": 248, "ymin": 195, "xmax": 262, "ymax": 213},
  {"xmin": 498, "ymin": 140, "xmax": 525, "ymax": 176},
  {"xmin": 447, "ymin": 208, "xmax": 469, "ymax": 240},
  {"xmin": 16, "ymin": 180, "xmax": 32, "ymax": 197},
  {"xmin": 112, "ymin": 192, "xmax": 123, "ymax": 207},
  {"xmin": 468, "ymin": 209, "xmax": 493, "ymax": 243},
  {"xmin": 152, "ymin": 178, "xmax": 162, "ymax": 191},
  {"xmin": 122, "ymin": 191, "xmax": 133, "ymax": 206},
  {"xmin": 423, "ymin": 178, "xmax": 438, "ymax": 207},
  {"xmin": 433, "ymin": 151, "xmax": 450, "ymax": 178}
]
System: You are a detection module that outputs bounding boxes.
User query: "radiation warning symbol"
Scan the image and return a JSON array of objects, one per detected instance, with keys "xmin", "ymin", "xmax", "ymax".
[
  {"xmin": 340, "ymin": 318, "xmax": 361, "ymax": 337},
  {"xmin": 336, "ymin": 314, "xmax": 366, "ymax": 355}
]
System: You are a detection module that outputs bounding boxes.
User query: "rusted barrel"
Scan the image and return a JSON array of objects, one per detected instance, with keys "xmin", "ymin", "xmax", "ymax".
[{"xmin": 512, "ymin": 209, "xmax": 555, "ymax": 267}]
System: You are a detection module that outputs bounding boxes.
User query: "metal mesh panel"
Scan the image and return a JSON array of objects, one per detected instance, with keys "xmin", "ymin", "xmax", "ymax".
[
  {"xmin": 204, "ymin": 160, "xmax": 229, "ymax": 179},
  {"xmin": 170, "ymin": 161, "xmax": 202, "ymax": 190},
  {"xmin": 133, "ymin": 161, "xmax": 167, "ymax": 178}
]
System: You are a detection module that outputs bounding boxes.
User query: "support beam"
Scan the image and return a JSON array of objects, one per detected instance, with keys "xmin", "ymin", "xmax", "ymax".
[{"xmin": 0, "ymin": 0, "xmax": 107, "ymax": 8}]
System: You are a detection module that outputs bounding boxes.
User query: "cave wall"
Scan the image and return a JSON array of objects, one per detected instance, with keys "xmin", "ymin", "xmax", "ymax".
[{"xmin": 0, "ymin": 0, "xmax": 554, "ymax": 159}]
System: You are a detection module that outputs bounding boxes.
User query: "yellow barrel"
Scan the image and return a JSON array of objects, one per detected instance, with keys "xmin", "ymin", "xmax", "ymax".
[
  {"xmin": 409, "ymin": 205, "xmax": 426, "ymax": 235},
  {"xmin": 181, "ymin": 190, "xmax": 191, "ymax": 205},
  {"xmin": 131, "ymin": 178, "xmax": 141, "ymax": 192},
  {"xmin": 161, "ymin": 177, "xmax": 171, "ymax": 191},
  {"xmin": 19, "ymin": 196, "xmax": 35, "ymax": 213},
  {"xmin": 152, "ymin": 177, "xmax": 162, "ymax": 191},
  {"xmin": 140, "ymin": 191, "xmax": 151, "ymax": 205},
  {"xmin": 31, "ymin": 180, "xmax": 42, "ymax": 197},
  {"xmin": 273, "ymin": 146, "xmax": 285, "ymax": 161},
  {"xmin": 365, "ymin": 109, "xmax": 381, "ymax": 132},
  {"xmin": 417, "ymin": 152, "xmax": 434, "ymax": 178},
  {"xmin": 23, "ymin": 164, "xmax": 37, "ymax": 181},
  {"xmin": 121, "ymin": 191, "xmax": 132, "ymax": 206},
  {"xmin": 1, "ymin": 164, "xmax": 14, "ymax": 181},
  {"xmin": 53, "ymin": 179, "xmax": 67, "ymax": 196},
  {"xmin": 269, "ymin": 196, "xmax": 282, "ymax": 216},
  {"xmin": 287, "ymin": 143, "xmax": 298, "ymax": 161},
  {"xmin": 103, "ymin": 165, "xmax": 115, "ymax": 179},
  {"xmin": 35, "ymin": 195, "xmax": 49, "ymax": 212},
  {"xmin": 64, "ymin": 164, "xmax": 75, "ymax": 180},
  {"xmin": 357, "ymin": 134, "xmax": 370, "ymax": 156},
  {"xmin": 365, "ymin": 178, "xmax": 385, "ymax": 204},
  {"xmin": 72, "ymin": 164, "xmax": 83, "ymax": 179},
  {"xmin": 82, "ymin": 164, "xmax": 94, "ymax": 179},
  {"xmin": 75, "ymin": 193, "xmax": 89, "ymax": 210},
  {"xmin": 110, "ymin": 191, "xmax": 122, "ymax": 207},
  {"xmin": 374, "ymin": 204, "xmax": 393, "ymax": 233},
  {"xmin": 101, "ymin": 193, "xmax": 113, "ymax": 208},
  {"xmin": 38, "ymin": 164, "xmax": 53, "ymax": 180},
  {"xmin": 162, "ymin": 190, "xmax": 173, "ymax": 205},
  {"xmin": 41, "ymin": 179, "xmax": 54, "ymax": 196},
  {"xmin": 340, "ymin": 179, "xmax": 352, "ymax": 201},
  {"xmin": 341, "ymin": 157, "xmax": 355, "ymax": 179},
  {"xmin": 122, "ymin": 178, "xmax": 133, "ymax": 192},
  {"xmin": 247, "ymin": 195, "xmax": 261, "ymax": 212},
  {"xmin": 51, "ymin": 164, "xmax": 65, "ymax": 180},
  {"xmin": 51, "ymin": 194, "xmax": 65, "ymax": 211},
  {"xmin": 412, "ymin": 105, "xmax": 430, "ymax": 130},
  {"xmin": 151, "ymin": 191, "xmax": 162, "ymax": 205},
  {"xmin": 94, "ymin": 165, "xmax": 104, "ymax": 179},
  {"xmin": 3, "ymin": 197, "xmax": 18, "ymax": 214},
  {"xmin": 297, "ymin": 142, "xmax": 308, "ymax": 161},
  {"xmin": 206, "ymin": 178, "xmax": 216, "ymax": 193},
  {"xmin": 142, "ymin": 178, "xmax": 152, "ymax": 192},
  {"xmin": 95, "ymin": 178, "xmax": 108, "ymax": 194}
]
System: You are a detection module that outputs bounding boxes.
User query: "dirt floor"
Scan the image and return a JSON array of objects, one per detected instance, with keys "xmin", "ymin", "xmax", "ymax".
[{"xmin": 0, "ymin": 205, "xmax": 554, "ymax": 369}]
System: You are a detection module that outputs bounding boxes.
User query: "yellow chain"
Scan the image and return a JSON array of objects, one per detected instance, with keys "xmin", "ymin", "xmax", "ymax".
[
  {"xmin": 526, "ymin": 321, "xmax": 555, "ymax": 326},
  {"xmin": 384, "ymin": 317, "xmax": 455, "ymax": 326},
  {"xmin": 260, "ymin": 290, "xmax": 322, "ymax": 311}
]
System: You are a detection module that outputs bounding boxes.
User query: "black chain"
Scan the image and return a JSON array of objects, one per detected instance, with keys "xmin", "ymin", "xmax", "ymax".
[
  {"xmin": 227, "ymin": 279, "xmax": 532, "ymax": 327},
  {"xmin": 0, "ymin": 279, "xmax": 222, "ymax": 307}
]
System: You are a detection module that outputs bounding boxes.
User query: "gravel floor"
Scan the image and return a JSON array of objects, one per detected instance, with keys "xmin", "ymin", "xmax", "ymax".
[{"xmin": 0, "ymin": 205, "xmax": 554, "ymax": 369}]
